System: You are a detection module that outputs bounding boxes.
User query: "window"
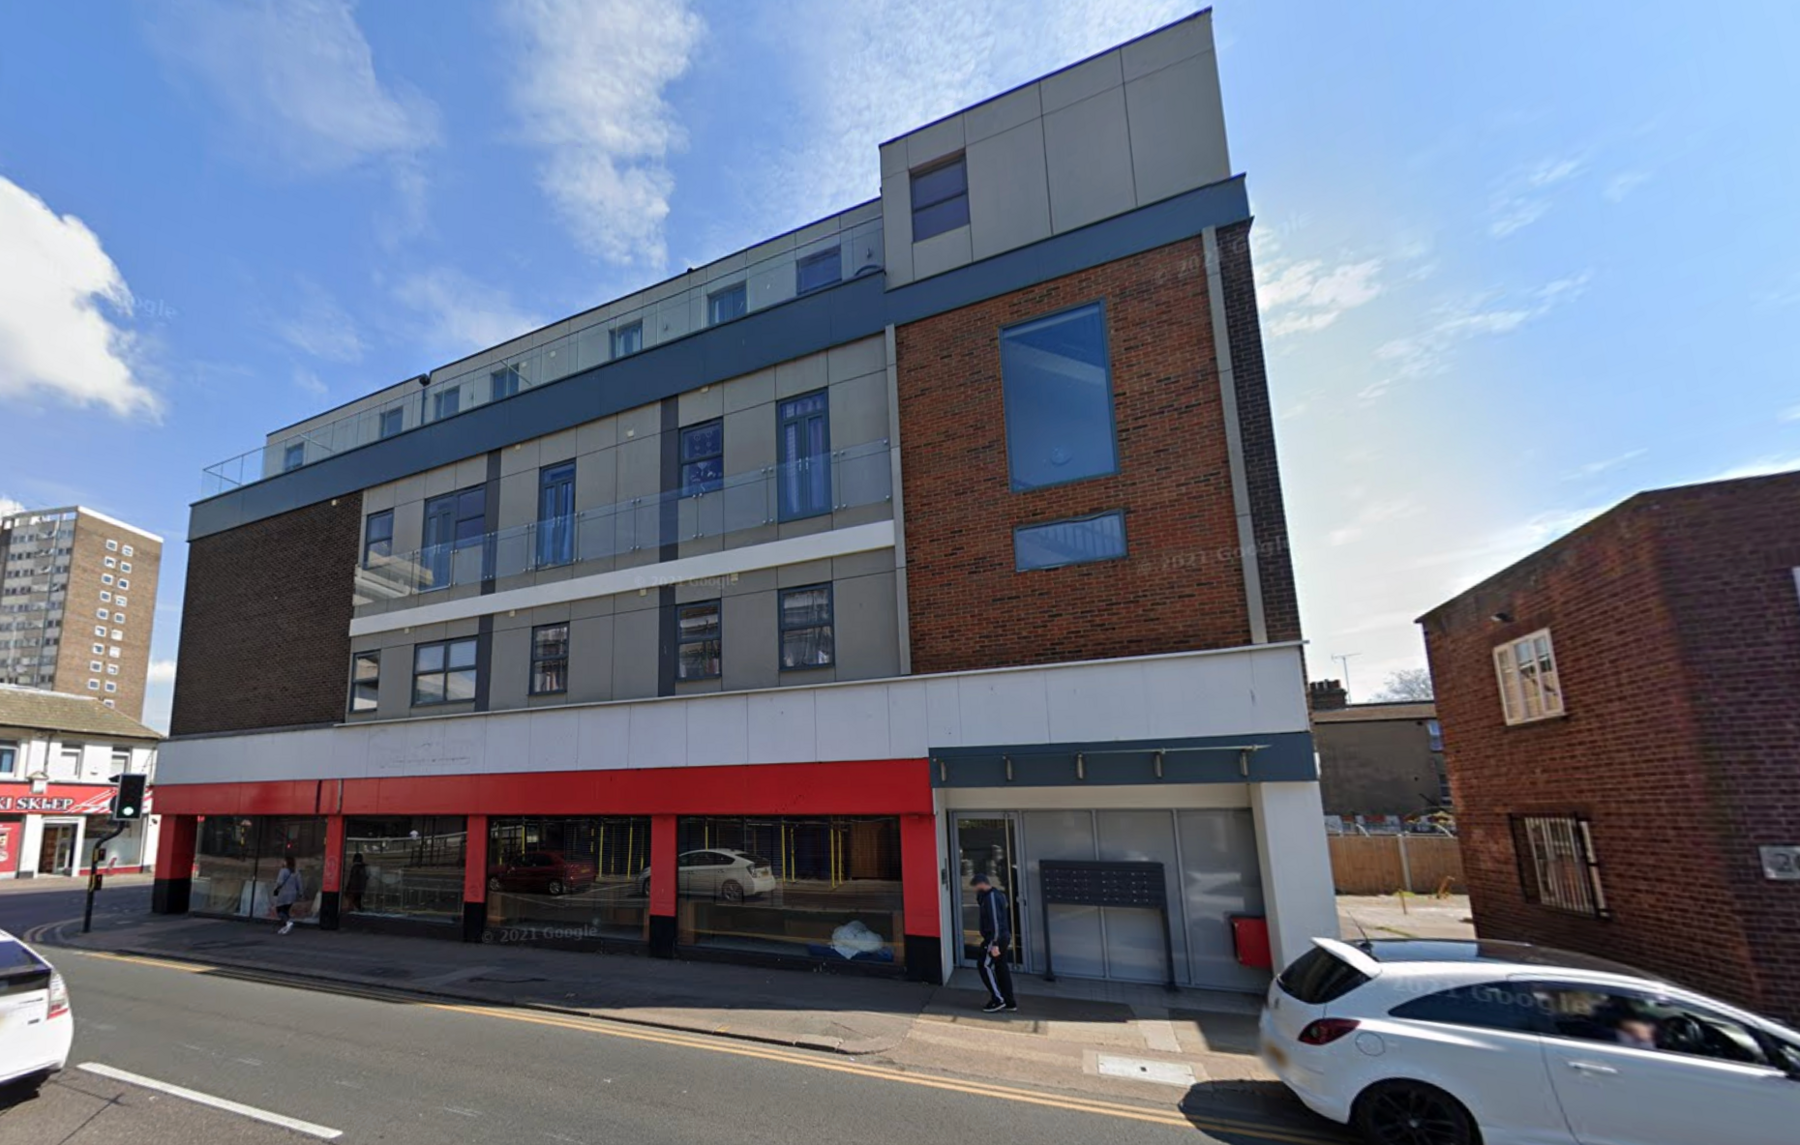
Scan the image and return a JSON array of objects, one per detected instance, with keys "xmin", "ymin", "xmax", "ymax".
[
  {"xmin": 111, "ymin": 629, "xmax": 122, "ymax": 641},
  {"xmin": 350, "ymin": 651, "xmax": 380, "ymax": 712},
  {"xmin": 1014, "ymin": 511, "xmax": 1128, "ymax": 571},
  {"xmin": 779, "ymin": 585, "xmax": 833, "ymax": 670},
  {"xmin": 422, "ymin": 486, "xmax": 487, "ymax": 588},
  {"xmin": 910, "ymin": 155, "xmax": 969, "ymax": 241},
  {"xmin": 610, "ymin": 322, "xmax": 642, "ymax": 358},
  {"xmin": 96, "ymin": 609, "xmax": 108, "ymax": 620},
  {"xmin": 0, "ymin": 743, "xmax": 15, "ymax": 776},
  {"xmin": 104, "ymin": 681, "xmax": 116, "ymax": 693},
  {"xmin": 530, "ymin": 623, "xmax": 569, "ymax": 695},
  {"xmin": 1535, "ymin": 986, "xmax": 1773, "ymax": 1066},
  {"xmin": 92, "ymin": 643, "xmax": 104, "ymax": 655},
  {"xmin": 103, "ymin": 699, "xmax": 114, "ymax": 708},
  {"xmin": 675, "ymin": 601, "xmax": 721, "ymax": 680},
  {"xmin": 363, "ymin": 510, "xmax": 395, "ymax": 567},
  {"xmin": 1276, "ymin": 945, "xmax": 1372, "ymax": 1005},
  {"xmin": 379, "ymin": 407, "xmax": 404, "ymax": 439},
  {"xmin": 94, "ymin": 625, "xmax": 106, "ymax": 637},
  {"xmin": 680, "ymin": 421, "xmax": 724, "ymax": 496},
  {"xmin": 115, "ymin": 596, "xmax": 127, "ymax": 608},
  {"xmin": 104, "ymin": 557, "xmax": 116, "ymax": 569},
  {"xmin": 283, "ymin": 443, "xmax": 305, "ymax": 472},
  {"xmin": 1495, "ymin": 629, "xmax": 1564, "ymax": 723},
  {"xmin": 111, "ymin": 749, "xmax": 130, "ymax": 774},
  {"xmin": 1512, "ymin": 815, "xmax": 1608, "ymax": 918},
  {"xmin": 773, "ymin": 391, "xmax": 831, "ymax": 520},
  {"xmin": 707, "ymin": 283, "xmax": 747, "ymax": 325},
  {"xmin": 109, "ymin": 646, "xmax": 120, "ymax": 657},
  {"xmin": 536, "ymin": 462, "xmax": 576, "ymax": 568},
  {"xmin": 432, "ymin": 386, "xmax": 461, "ymax": 421},
  {"xmin": 106, "ymin": 664, "xmax": 118, "ymax": 676},
  {"xmin": 1389, "ymin": 984, "xmax": 1550, "ymax": 1034},
  {"xmin": 89, "ymin": 660, "xmax": 102, "ymax": 672},
  {"xmin": 105, "ymin": 540, "xmax": 118, "ymax": 552},
  {"xmin": 117, "ymin": 579, "xmax": 129, "ymax": 591},
  {"xmin": 114, "ymin": 613, "xmax": 125, "ymax": 625},
  {"xmin": 1427, "ymin": 719, "xmax": 1444, "ymax": 752},
  {"xmin": 87, "ymin": 679, "xmax": 99, "ymax": 690},
  {"xmin": 796, "ymin": 247, "xmax": 841, "ymax": 294},
  {"xmin": 413, "ymin": 638, "xmax": 478, "ymax": 705},
  {"xmin": 102, "ymin": 574, "xmax": 114, "ymax": 585},
  {"xmin": 120, "ymin": 562, "xmax": 131, "ymax": 574},
  {"xmin": 121, "ymin": 545, "xmax": 133, "ymax": 557},
  {"xmin": 1000, "ymin": 303, "xmax": 1118, "ymax": 490},
  {"xmin": 491, "ymin": 365, "xmax": 522, "ymax": 401},
  {"xmin": 99, "ymin": 591, "xmax": 112, "ymax": 603},
  {"xmin": 485, "ymin": 816, "xmax": 651, "ymax": 943},
  {"xmin": 344, "ymin": 816, "xmax": 468, "ymax": 922}
]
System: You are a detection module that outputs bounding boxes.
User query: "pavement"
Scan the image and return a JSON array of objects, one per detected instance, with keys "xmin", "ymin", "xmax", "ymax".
[
  {"xmin": 1336, "ymin": 893, "xmax": 1477, "ymax": 941},
  {"xmin": 1, "ymin": 875, "xmax": 1343, "ymax": 1141}
]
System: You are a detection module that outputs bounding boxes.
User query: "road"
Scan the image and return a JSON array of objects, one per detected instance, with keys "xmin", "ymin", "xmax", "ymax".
[{"xmin": 0, "ymin": 879, "xmax": 1334, "ymax": 1145}]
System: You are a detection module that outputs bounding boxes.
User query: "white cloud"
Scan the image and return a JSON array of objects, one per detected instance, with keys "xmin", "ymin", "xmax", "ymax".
[
  {"xmin": 1780, "ymin": 405, "xmax": 1800, "ymax": 423},
  {"xmin": 1562, "ymin": 448, "xmax": 1646, "ymax": 480},
  {"xmin": 147, "ymin": 659, "xmax": 178, "ymax": 685},
  {"xmin": 1327, "ymin": 498, "xmax": 1425, "ymax": 547},
  {"xmin": 275, "ymin": 279, "xmax": 364, "ymax": 362},
  {"xmin": 1704, "ymin": 455, "xmax": 1800, "ymax": 483},
  {"xmin": 145, "ymin": 0, "xmax": 438, "ymax": 216},
  {"xmin": 1259, "ymin": 258, "xmax": 1384, "ymax": 338},
  {"xmin": 0, "ymin": 495, "xmax": 23, "ymax": 518},
  {"xmin": 1603, "ymin": 171, "xmax": 1650, "ymax": 203},
  {"xmin": 395, "ymin": 269, "xmax": 543, "ymax": 356},
  {"xmin": 1488, "ymin": 154, "xmax": 1585, "ymax": 237},
  {"xmin": 1373, "ymin": 271, "xmax": 1592, "ymax": 385},
  {"xmin": 293, "ymin": 365, "xmax": 331, "ymax": 400},
  {"xmin": 502, "ymin": 0, "xmax": 705, "ymax": 271},
  {"xmin": 0, "ymin": 177, "xmax": 160, "ymax": 418}
]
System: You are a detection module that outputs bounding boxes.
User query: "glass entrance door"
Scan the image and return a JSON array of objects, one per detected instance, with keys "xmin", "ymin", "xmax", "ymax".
[{"xmin": 953, "ymin": 814, "xmax": 1025, "ymax": 968}]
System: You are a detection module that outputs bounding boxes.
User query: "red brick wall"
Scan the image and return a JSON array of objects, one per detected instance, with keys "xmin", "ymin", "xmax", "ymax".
[
  {"xmin": 1422, "ymin": 475, "xmax": 1800, "ymax": 1022},
  {"xmin": 170, "ymin": 497, "xmax": 361, "ymax": 736},
  {"xmin": 896, "ymin": 236, "xmax": 1261, "ymax": 674}
]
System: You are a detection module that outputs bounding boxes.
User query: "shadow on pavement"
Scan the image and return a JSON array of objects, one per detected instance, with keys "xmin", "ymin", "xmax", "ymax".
[{"xmin": 1180, "ymin": 1080, "xmax": 1355, "ymax": 1143}]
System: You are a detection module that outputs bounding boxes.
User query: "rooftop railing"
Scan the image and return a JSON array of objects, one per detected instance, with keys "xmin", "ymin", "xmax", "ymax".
[{"xmin": 202, "ymin": 213, "xmax": 885, "ymax": 498}]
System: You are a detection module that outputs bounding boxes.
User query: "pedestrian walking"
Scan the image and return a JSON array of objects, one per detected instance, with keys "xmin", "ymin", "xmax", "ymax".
[
  {"xmin": 272, "ymin": 855, "xmax": 304, "ymax": 935},
  {"xmin": 345, "ymin": 852, "xmax": 369, "ymax": 913},
  {"xmin": 971, "ymin": 872, "xmax": 1017, "ymax": 1013}
]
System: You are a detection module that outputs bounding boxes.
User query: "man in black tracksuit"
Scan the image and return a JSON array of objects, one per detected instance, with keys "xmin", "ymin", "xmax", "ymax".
[{"xmin": 971, "ymin": 872, "xmax": 1017, "ymax": 1013}]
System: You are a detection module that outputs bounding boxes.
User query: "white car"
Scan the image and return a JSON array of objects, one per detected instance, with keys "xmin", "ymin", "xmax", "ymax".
[
  {"xmin": 0, "ymin": 929, "xmax": 73, "ymax": 1095},
  {"xmin": 638, "ymin": 849, "xmax": 776, "ymax": 903},
  {"xmin": 1261, "ymin": 937, "xmax": 1800, "ymax": 1145}
]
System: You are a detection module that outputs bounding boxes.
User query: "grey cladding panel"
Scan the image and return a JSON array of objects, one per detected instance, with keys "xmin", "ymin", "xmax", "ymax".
[
  {"xmin": 1043, "ymin": 88, "xmax": 1137, "ymax": 233},
  {"xmin": 1126, "ymin": 53, "xmax": 1231, "ymax": 206}
]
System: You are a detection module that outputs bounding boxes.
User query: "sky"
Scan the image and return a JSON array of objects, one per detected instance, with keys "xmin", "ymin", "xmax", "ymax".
[{"xmin": 1, "ymin": 1, "xmax": 1797, "ymax": 732}]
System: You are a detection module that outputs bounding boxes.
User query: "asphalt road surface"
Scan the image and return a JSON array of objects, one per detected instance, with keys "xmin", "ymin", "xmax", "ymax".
[{"xmin": 0, "ymin": 879, "xmax": 1333, "ymax": 1145}]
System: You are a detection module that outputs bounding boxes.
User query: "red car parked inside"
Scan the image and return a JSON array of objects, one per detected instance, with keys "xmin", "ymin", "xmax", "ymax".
[{"xmin": 486, "ymin": 851, "xmax": 596, "ymax": 896}]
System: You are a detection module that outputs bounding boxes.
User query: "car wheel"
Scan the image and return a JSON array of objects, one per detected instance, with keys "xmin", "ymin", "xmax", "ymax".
[
  {"xmin": 487, "ymin": 876, "xmax": 503, "ymax": 892},
  {"xmin": 1353, "ymin": 1081, "xmax": 1479, "ymax": 1145},
  {"xmin": 638, "ymin": 878, "xmax": 650, "ymax": 898},
  {"xmin": 547, "ymin": 879, "xmax": 564, "ymax": 896},
  {"xmin": 719, "ymin": 879, "xmax": 744, "ymax": 903}
]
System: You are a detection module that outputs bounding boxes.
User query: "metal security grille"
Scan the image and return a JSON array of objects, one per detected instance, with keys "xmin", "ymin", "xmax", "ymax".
[{"xmin": 1514, "ymin": 815, "xmax": 1609, "ymax": 918}]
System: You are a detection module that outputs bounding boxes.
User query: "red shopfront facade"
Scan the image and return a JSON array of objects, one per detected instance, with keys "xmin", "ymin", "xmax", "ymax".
[
  {"xmin": 152, "ymin": 759, "xmax": 944, "ymax": 978},
  {"xmin": 0, "ymin": 784, "xmax": 153, "ymax": 878}
]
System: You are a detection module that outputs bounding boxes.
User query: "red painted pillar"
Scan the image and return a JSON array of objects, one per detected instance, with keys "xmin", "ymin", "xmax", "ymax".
[
  {"xmin": 152, "ymin": 814, "xmax": 198, "ymax": 915},
  {"xmin": 900, "ymin": 812, "xmax": 944, "ymax": 981},
  {"xmin": 462, "ymin": 814, "xmax": 488, "ymax": 942},
  {"xmin": 649, "ymin": 813, "xmax": 678, "ymax": 957},
  {"xmin": 320, "ymin": 815, "xmax": 346, "ymax": 930}
]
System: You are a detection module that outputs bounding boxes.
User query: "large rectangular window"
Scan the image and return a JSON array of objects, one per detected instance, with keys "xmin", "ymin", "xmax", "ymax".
[
  {"xmin": 779, "ymin": 585, "xmax": 833, "ymax": 670},
  {"xmin": 350, "ymin": 650, "xmax": 380, "ymax": 712},
  {"xmin": 680, "ymin": 421, "xmax": 724, "ymax": 496},
  {"xmin": 413, "ymin": 638, "xmax": 478, "ymax": 705},
  {"xmin": 1512, "ymin": 815, "xmax": 1608, "ymax": 918},
  {"xmin": 1495, "ymin": 629, "xmax": 1564, "ymax": 724},
  {"xmin": 910, "ymin": 155, "xmax": 969, "ymax": 242},
  {"xmin": 193, "ymin": 816, "xmax": 327, "ymax": 923},
  {"xmin": 1014, "ymin": 511, "xmax": 1127, "ymax": 571},
  {"xmin": 536, "ymin": 461, "xmax": 576, "ymax": 568},
  {"xmin": 795, "ymin": 247, "xmax": 841, "ymax": 294},
  {"xmin": 282, "ymin": 443, "xmax": 304, "ymax": 472},
  {"xmin": 530, "ymin": 623, "xmax": 569, "ymax": 696},
  {"xmin": 1000, "ymin": 303, "xmax": 1118, "ymax": 490},
  {"xmin": 485, "ymin": 816, "xmax": 651, "ymax": 944},
  {"xmin": 363, "ymin": 510, "xmax": 394, "ymax": 568},
  {"xmin": 707, "ymin": 283, "xmax": 747, "ymax": 325},
  {"xmin": 431, "ymin": 387, "xmax": 461, "ymax": 421},
  {"xmin": 378, "ymin": 407, "xmax": 403, "ymax": 439},
  {"xmin": 675, "ymin": 816, "xmax": 904, "ymax": 967},
  {"xmin": 422, "ymin": 485, "xmax": 487, "ymax": 589},
  {"xmin": 610, "ymin": 322, "xmax": 642, "ymax": 358},
  {"xmin": 491, "ymin": 365, "xmax": 521, "ymax": 401},
  {"xmin": 777, "ymin": 391, "xmax": 830, "ymax": 521},
  {"xmin": 676, "ymin": 601, "xmax": 721, "ymax": 680},
  {"xmin": 343, "ymin": 816, "xmax": 467, "ymax": 923}
]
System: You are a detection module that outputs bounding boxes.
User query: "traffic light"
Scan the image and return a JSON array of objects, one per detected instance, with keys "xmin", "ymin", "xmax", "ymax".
[{"xmin": 113, "ymin": 773, "xmax": 148, "ymax": 822}]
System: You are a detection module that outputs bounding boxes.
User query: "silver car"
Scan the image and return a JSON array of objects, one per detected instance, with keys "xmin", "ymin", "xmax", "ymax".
[{"xmin": 639, "ymin": 849, "xmax": 776, "ymax": 902}]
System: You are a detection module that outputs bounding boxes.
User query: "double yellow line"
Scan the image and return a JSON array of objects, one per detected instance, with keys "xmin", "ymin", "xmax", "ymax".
[{"xmin": 71, "ymin": 949, "xmax": 1343, "ymax": 1145}]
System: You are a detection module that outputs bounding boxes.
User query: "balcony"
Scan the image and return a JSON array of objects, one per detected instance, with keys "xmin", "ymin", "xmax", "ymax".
[
  {"xmin": 354, "ymin": 439, "xmax": 894, "ymax": 608},
  {"xmin": 202, "ymin": 210, "xmax": 885, "ymax": 497}
]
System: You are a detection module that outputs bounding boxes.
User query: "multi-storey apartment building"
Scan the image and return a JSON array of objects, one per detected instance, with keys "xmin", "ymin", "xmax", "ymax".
[
  {"xmin": 156, "ymin": 13, "xmax": 1335, "ymax": 990},
  {"xmin": 0, "ymin": 505, "xmax": 164, "ymax": 721}
]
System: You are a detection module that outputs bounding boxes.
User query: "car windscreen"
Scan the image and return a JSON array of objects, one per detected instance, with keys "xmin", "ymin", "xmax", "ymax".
[{"xmin": 1277, "ymin": 945, "xmax": 1371, "ymax": 1005}]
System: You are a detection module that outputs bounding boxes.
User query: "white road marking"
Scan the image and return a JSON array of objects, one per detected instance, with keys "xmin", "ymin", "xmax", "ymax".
[
  {"xmin": 441, "ymin": 1106, "xmax": 481, "ymax": 1117},
  {"xmin": 78, "ymin": 1062, "xmax": 344, "ymax": 1140}
]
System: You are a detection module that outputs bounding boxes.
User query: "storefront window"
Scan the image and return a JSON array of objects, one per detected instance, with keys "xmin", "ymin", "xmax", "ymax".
[
  {"xmin": 675, "ymin": 816, "xmax": 904, "ymax": 967},
  {"xmin": 485, "ymin": 817, "xmax": 651, "ymax": 943},
  {"xmin": 342, "ymin": 816, "xmax": 467, "ymax": 923},
  {"xmin": 192, "ymin": 816, "xmax": 326, "ymax": 923}
]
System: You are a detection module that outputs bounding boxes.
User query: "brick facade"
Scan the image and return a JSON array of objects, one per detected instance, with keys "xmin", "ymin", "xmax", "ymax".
[
  {"xmin": 896, "ymin": 234, "xmax": 1282, "ymax": 675},
  {"xmin": 54, "ymin": 516, "xmax": 162, "ymax": 722},
  {"xmin": 1421, "ymin": 473, "xmax": 1800, "ymax": 1022},
  {"xmin": 170, "ymin": 497, "xmax": 361, "ymax": 736}
]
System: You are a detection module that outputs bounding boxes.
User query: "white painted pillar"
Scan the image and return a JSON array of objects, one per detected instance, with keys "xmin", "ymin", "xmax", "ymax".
[
  {"xmin": 1251, "ymin": 780, "xmax": 1339, "ymax": 973},
  {"xmin": 19, "ymin": 816, "xmax": 45, "ymax": 876}
]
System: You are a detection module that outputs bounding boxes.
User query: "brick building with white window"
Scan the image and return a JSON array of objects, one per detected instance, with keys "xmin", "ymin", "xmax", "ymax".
[
  {"xmin": 155, "ymin": 14, "xmax": 1336, "ymax": 992},
  {"xmin": 1419, "ymin": 470, "xmax": 1800, "ymax": 1023}
]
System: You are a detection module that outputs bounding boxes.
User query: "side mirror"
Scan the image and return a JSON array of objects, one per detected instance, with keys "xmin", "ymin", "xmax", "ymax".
[{"xmin": 1777, "ymin": 1046, "xmax": 1800, "ymax": 1081}]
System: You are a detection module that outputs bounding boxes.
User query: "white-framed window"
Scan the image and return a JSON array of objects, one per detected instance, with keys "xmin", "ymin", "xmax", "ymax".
[
  {"xmin": 122, "ymin": 545, "xmax": 134, "ymax": 557},
  {"xmin": 99, "ymin": 591, "xmax": 112, "ymax": 603},
  {"xmin": 103, "ymin": 699, "xmax": 114, "ymax": 708},
  {"xmin": 86, "ymin": 679, "xmax": 99, "ymax": 690},
  {"xmin": 110, "ymin": 628, "xmax": 122, "ymax": 640},
  {"xmin": 120, "ymin": 562, "xmax": 131, "ymax": 574},
  {"xmin": 91, "ymin": 643, "xmax": 104, "ymax": 655},
  {"xmin": 104, "ymin": 557, "xmax": 116, "ymax": 569},
  {"xmin": 1494, "ymin": 628, "xmax": 1563, "ymax": 724},
  {"xmin": 108, "ymin": 646, "xmax": 120, "ymax": 658},
  {"xmin": 105, "ymin": 539, "xmax": 118, "ymax": 552},
  {"xmin": 117, "ymin": 579, "xmax": 129, "ymax": 591},
  {"xmin": 106, "ymin": 664, "xmax": 118, "ymax": 676},
  {"xmin": 89, "ymin": 660, "xmax": 102, "ymax": 672},
  {"xmin": 1512, "ymin": 815, "xmax": 1608, "ymax": 918},
  {"xmin": 93, "ymin": 625, "xmax": 106, "ymax": 637},
  {"xmin": 115, "ymin": 596, "xmax": 127, "ymax": 608},
  {"xmin": 104, "ymin": 681, "xmax": 117, "ymax": 693},
  {"xmin": 101, "ymin": 574, "xmax": 114, "ymax": 585},
  {"xmin": 96, "ymin": 609, "xmax": 108, "ymax": 620}
]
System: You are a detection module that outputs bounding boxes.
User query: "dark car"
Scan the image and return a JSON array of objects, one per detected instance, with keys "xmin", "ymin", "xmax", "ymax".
[{"xmin": 486, "ymin": 851, "xmax": 596, "ymax": 896}]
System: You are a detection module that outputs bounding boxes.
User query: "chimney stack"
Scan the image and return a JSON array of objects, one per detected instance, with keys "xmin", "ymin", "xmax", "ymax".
[{"xmin": 1309, "ymin": 678, "xmax": 1349, "ymax": 711}]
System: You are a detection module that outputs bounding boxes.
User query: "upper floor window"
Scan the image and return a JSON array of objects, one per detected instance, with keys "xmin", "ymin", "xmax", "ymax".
[
  {"xmin": 413, "ymin": 638, "xmax": 477, "ymax": 705},
  {"xmin": 104, "ymin": 557, "xmax": 116, "ymax": 569},
  {"xmin": 530, "ymin": 623, "xmax": 569, "ymax": 695},
  {"xmin": 0, "ymin": 741, "xmax": 15, "ymax": 776},
  {"xmin": 910, "ymin": 155, "xmax": 969, "ymax": 241},
  {"xmin": 680, "ymin": 421, "xmax": 724, "ymax": 496},
  {"xmin": 491, "ymin": 365, "xmax": 522, "ymax": 401},
  {"xmin": 120, "ymin": 562, "xmax": 131, "ymax": 574},
  {"xmin": 432, "ymin": 386, "xmax": 461, "ymax": 421},
  {"xmin": 779, "ymin": 585, "xmax": 833, "ymax": 670},
  {"xmin": 105, "ymin": 540, "xmax": 119, "ymax": 552},
  {"xmin": 1426, "ymin": 719, "xmax": 1444, "ymax": 752},
  {"xmin": 283, "ymin": 443, "xmax": 305, "ymax": 472},
  {"xmin": 537, "ymin": 462, "xmax": 576, "ymax": 568},
  {"xmin": 611, "ymin": 321, "xmax": 643, "ymax": 358},
  {"xmin": 364, "ymin": 510, "xmax": 395, "ymax": 568},
  {"xmin": 1000, "ymin": 303, "xmax": 1118, "ymax": 490},
  {"xmin": 121, "ymin": 544, "xmax": 133, "ymax": 557},
  {"xmin": 675, "ymin": 601, "xmax": 721, "ymax": 680},
  {"xmin": 422, "ymin": 486, "xmax": 487, "ymax": 589},
  {"xmin": 796, "ymin": 247, "xmax": 842, "ymax": 295},
  {"xmin": 1494, "ymin": 629, "xmax": 1563, "ymax": 724},
  {"xmin": 1014, "ymin": 511, "xmax": 1127, "ymax": 572},
  {"xmin": 378, "ymin": 407, "xmax": 404, "ymax": 439},
  {"xmin": 707, "ymin": 283, "xmax": 747, "ymax": 326},
  {"xmin": 777, "ymin": 392, "xmax": 830, "ymax": 521},
  {"xmin": 350, "ymin": 650, "xmax": 380, "ymax": 713}
]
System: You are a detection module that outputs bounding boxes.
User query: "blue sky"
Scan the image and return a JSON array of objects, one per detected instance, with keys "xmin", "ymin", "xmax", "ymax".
[{"xmin": 1, "ymin": 1, "xmax": 1796, "ymax": 730}]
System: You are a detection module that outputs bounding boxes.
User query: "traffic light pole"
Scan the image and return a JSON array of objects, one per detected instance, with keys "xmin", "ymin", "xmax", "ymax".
[{"xmin": 82, "ymin": 822, "xmax": 129, "ymax": 935}]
